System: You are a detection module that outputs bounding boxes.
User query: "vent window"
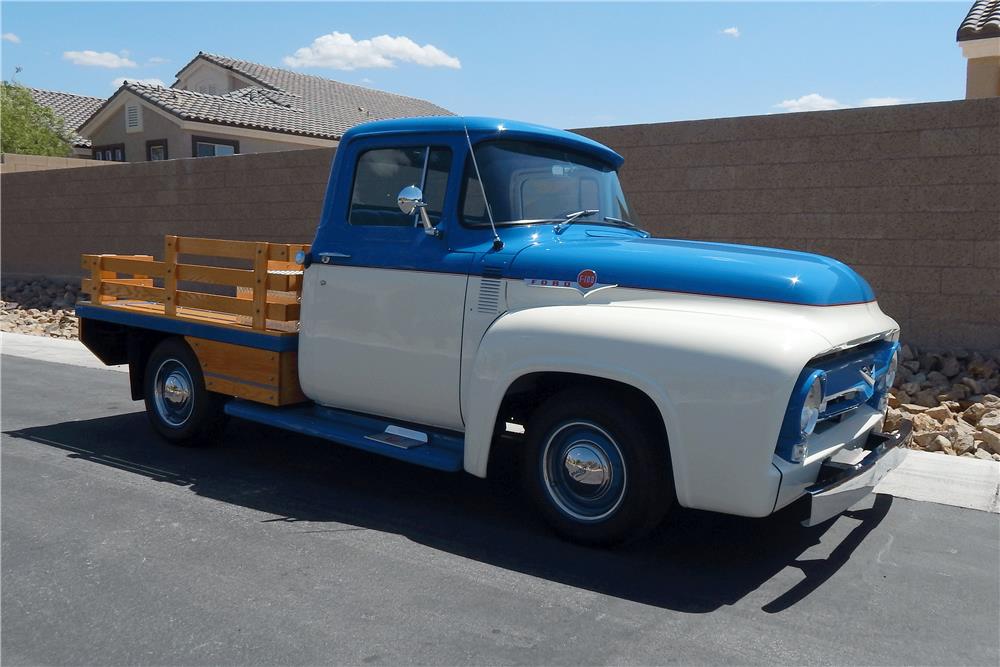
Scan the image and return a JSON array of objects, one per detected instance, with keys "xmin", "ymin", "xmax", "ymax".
[{"xmin": 125, "ymin": 103, "xmax": 143, "ymax": 133}]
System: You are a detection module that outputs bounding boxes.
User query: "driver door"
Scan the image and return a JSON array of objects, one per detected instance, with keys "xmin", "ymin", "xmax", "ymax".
[{"xmin": 298, "ymin": 144, "xmax": 471, "ymax": 431}]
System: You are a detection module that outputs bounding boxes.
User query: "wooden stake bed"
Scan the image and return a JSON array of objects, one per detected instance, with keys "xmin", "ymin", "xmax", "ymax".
[{"xmin": 80, "ymin": 236, "xmax": 310, "ymax": 406}]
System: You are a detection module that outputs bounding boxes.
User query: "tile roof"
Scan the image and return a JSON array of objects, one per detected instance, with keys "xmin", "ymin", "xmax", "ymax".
[
  {"xmin": 958, "ymin": 0, "xmax": 1000, "ymax": 41},
  {"xmin": 27, "ymin": 88, "xmax": 105, "ymax": 147},
  {"xmin": 106, "ymin": 51, "xmax": 453, "ymax": 141}
]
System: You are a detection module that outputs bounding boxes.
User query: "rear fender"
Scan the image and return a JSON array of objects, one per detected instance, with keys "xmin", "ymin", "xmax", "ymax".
[{"xmin": 78, "ymin": 317, "xmax": 166, "ymax": 400}]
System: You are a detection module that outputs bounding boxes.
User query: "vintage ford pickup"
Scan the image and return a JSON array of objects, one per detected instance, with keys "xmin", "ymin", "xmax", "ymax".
[{"xmin": 76, "ymin": 117, "xmax": 911, "ymax": 545}]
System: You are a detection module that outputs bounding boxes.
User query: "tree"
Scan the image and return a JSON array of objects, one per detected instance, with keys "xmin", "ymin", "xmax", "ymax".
[{"xmin": 0, "ymin": 82, "xmax": 72, "ymax": 156}]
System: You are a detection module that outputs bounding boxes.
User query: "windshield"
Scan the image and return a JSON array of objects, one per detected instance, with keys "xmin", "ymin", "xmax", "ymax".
[{"xmin": 461, "ymin": 139, "xmax": 637, "ymax": 227}]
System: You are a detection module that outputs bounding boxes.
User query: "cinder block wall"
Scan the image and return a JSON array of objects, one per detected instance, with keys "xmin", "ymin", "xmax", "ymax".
[
  {"xmin": 576, "ymin": 99, "xmax": 1000, "ymax": 350},
  {"xmin": 2, "ymin": 147, "xmax": 334, "ymax": 280},
  {"xmin": 2, "ymin": 99, "xmax": 997, "ymax": 349},
  {"xmin": 1, "ymin": 153, "xmax": 116, "ymax": 173}
]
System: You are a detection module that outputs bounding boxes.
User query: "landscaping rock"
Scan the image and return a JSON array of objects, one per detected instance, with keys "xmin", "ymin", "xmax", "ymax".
[
  {"xmin": 1, "ymin": 278, "xmax": 80, "ymax": 340},
  {"xmin": 978, "ymin": 410, "xmax": 1000, "ymax": 433},
  {"xmin": 924, "ymin": 405, "xmax": 952, "ymax": 422},
  {"xmin": 888, "ymin": 344, "xmax": 1000, "ymax": 462},
  {"xmin": 978, "ymin": 429, "xmax": 1000, "ymax": 455}
]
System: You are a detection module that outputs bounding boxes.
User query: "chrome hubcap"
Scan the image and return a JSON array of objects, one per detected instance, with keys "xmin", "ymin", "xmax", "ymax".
[
  {"xmin": 163, "ymin": 372, "xmax": 191, "ymax": 406},
  {"xmin": 563, "ymin": 444, "xmax": 612, "ymax": 492},
  {"xmin": 542, "ymin": 421, "xmax": 627, "ymax": 522},
  {"xmin": 153, "ymin": 359, "xmax": 194, "ymax": 427}
]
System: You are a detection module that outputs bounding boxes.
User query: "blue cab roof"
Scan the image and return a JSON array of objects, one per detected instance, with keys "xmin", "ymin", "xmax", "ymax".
[{"xmin": 340, "ymin": 116, "xmax": 624, "ymax": 168}]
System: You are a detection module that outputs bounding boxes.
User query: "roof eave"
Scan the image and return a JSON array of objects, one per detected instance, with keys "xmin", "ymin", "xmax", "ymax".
[
  {"xmin": 76, "ymin": 84, "xmax": 132, "ymax": 136},
  {"xmin": 957, "ymin": 30, "xmax": 1000, "ymax": 42}
]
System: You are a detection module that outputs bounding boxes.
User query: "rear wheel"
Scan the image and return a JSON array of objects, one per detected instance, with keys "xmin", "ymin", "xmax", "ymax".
[
  {"xmin": 522, "ymin": 388, "xmax": 673, "ymax": 546},
  {"xmin": 143, "ymin": 337, "xmax": 227, "ymax": 446}
]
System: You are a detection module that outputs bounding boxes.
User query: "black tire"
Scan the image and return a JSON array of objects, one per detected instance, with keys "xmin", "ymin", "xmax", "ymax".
[
  {"xmin": 522, "ymin": 388, "xmax": 673, "ymax": 546},
  {"xmin": 143, "ymin": 337, "xmax": 227, "ymax": 447}
]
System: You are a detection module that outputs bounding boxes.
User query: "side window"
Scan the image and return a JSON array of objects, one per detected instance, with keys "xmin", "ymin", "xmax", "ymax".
[{"xmin": 349, "ymin": 146, "xmax": 451, "ymax": 227}]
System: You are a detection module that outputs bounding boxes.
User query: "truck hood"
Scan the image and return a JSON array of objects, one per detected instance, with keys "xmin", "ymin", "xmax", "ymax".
[{"xmin": 505, "ymin": 235, "xmax": 875, "ymax": 306}]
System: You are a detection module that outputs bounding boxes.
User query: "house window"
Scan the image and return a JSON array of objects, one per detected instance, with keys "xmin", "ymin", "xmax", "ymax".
[
  {"xmin": 192, "ymin": 136, "xmax": 239, "ymax": 158},
  {"xmin": 146, "ymin": 139, "xmax": 168, "ymax": 161},
  {"xmin": 125, "ymin": 103, "xmax": 143, "ymax": 133},
  {"xmin": 92, "ymin": 144, "xmax": 126, "ymax": 161}
]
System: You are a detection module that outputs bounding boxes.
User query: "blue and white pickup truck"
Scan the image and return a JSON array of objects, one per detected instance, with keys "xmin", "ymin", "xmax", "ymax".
[{"xmin": 77, "ymin": 117, "xmax": 911, "ymax": 545}]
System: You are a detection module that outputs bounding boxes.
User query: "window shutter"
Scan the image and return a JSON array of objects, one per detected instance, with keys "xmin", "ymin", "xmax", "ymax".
[{"xmin": 125, "ymin": 103, "xmax": 143, "ymax": 133}]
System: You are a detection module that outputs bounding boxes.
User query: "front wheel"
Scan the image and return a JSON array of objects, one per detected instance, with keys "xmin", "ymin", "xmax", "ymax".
[
  {"xmin": 143, "ymin": 337, "xmax": 227, "ymax": 446},
  {"xmin": 522, "ymin": 389, "xmax": 674, "ymax": 546}
]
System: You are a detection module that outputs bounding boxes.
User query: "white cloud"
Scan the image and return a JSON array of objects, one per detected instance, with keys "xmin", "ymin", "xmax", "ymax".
[
  {"xmin": 147, "ymin": 56, "xmax": 169, "ymax": 64},
  {"xmin": 2, "ymin": 32, "xmax": 20, "ymax": 44},
  {"xmin": 112, "ymin": 77, "xmax": 165, "ymax": 88},
  {"xmin": 63, "ymin": 50, "xmax": 137, "ymax": 68},
  {"xmin": 774, "ymin": 93, "xmax": 845, "ymax": 113},
  {"xmin": 860, "ymin": 96, "xmax": 907, "ymax": 107},
  {"xmin": 721, "ymin": 27, "xmax": 740, "ymax": 38},
  {"xmin": 284, "ymin": 31, "xmax": 460, "ymax": 70}
]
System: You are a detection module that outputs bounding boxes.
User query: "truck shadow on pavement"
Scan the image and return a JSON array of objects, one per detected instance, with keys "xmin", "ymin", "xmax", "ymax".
[{"xmin": 7, "ymin": 412, "xmax": 893, "ymax": 614}]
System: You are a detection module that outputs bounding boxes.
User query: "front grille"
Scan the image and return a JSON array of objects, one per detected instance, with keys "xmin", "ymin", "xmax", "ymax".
[
  {"xmin": 813, "ymin": 340, "xmax": 896, "ymax": 423},
  {"xmin": 775, "ymin": 338, "xmax": 897, "ymax": 461}
]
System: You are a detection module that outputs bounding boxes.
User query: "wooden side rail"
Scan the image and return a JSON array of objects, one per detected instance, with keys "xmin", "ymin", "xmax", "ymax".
[{"xmin": 81, "ymin": 236, "xmax": 310, "ymax": 332}]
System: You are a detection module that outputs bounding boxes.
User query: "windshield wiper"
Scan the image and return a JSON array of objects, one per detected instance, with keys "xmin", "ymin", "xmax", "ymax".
[
  {"xmin": 603, "ymin": 215, "xmax": 636, "ymax": 229},
  {"xmin": 553, "ymin": 209, "xmax": 599, "ymax": 235}
]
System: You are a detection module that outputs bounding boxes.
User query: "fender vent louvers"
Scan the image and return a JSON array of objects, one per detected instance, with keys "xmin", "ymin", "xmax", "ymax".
[{"xmin": 478, "ymin": 267, "xmax": 504, "ymax": 314}]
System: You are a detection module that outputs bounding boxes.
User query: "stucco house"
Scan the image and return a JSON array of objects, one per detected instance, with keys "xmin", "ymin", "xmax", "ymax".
[
  {"xmin": 76, "ymin": 52, "xmax": 453, "ymax": 162},
  {"xmin": 958, "ymin": 0, "xmax": 1000, "ymax": 97},
  {"xmin": 26, "ymin": 88, "xmax": 105, "ymax": 158}
]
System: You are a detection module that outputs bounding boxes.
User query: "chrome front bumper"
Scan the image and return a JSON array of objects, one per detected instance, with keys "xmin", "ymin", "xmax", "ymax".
[{"xmin": 802, "ymin": 420, "xmax": 912, "ymax": 527}]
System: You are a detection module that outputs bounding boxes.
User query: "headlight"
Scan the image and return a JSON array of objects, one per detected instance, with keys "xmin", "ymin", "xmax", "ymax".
[{"xmin": 800, "ymin": 376, "xmax": 824, "ymax": 436}]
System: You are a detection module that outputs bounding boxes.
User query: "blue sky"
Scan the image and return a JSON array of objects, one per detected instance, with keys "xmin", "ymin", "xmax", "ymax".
[{"xmin": 0, "ymin": 2, "xmax": 973, "ymax": 129}]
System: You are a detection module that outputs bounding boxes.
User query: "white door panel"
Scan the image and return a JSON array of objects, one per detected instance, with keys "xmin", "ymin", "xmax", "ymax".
[{"xmin": 299, "ymin": 264, "xmax": 469, "ymax": 431}]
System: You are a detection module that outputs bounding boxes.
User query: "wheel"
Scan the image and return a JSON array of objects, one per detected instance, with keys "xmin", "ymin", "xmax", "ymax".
[
  {"xmin": 522, "ymin": 388, "xmax": 673, "ymax": 546},
  {"xmin": 143, "ymin": 337, "xmax": 227, "ymax": 446}
]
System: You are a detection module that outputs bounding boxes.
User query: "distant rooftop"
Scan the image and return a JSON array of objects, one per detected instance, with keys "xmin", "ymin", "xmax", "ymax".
[
  {"xmin": 97, "ymin": 51, "xmax": 454, "ymax": 141},
  {"xmin": 27, "ymin": 88, "xmax": 105, "ymax": 147},
  {"xmin": 958, "ymin": 0, "xmax": 1000, "ymax": 41}
]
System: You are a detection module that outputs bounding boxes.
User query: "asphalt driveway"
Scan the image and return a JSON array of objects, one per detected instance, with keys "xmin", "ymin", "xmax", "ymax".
[{"xmin": 2, "ymin": 355, "xmax": 998, "ymax": 665}]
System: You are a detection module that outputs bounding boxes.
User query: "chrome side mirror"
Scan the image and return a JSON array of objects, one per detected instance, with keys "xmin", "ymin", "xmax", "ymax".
[
  {"xmin": 397, "ymin": 185, "xmax": 441, "ymax": 237},
  {"xmin": 397, "ymin": 185, "xmax": 423, "ymax": 215}
]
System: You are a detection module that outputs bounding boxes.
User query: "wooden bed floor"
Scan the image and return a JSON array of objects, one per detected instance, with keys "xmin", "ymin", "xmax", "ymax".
[{"xmin": 96, "ymin": 301, "xmax": 300, "ymax": 337}]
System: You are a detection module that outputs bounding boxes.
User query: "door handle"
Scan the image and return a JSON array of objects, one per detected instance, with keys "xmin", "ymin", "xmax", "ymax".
[{"xmin": 318, "ymin": 251, "xmax": 351, "ymax": 264}]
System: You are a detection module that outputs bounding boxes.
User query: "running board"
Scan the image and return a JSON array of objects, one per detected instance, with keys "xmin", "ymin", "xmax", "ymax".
[{"xmin": 223, "ymin": 400, "xmax": 464, "ymax": 472}]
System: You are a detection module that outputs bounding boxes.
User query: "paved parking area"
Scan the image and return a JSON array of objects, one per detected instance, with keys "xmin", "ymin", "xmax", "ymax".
[{"xmin": 3, "ymin": 354, "xmax": 999, "ymax": 665}]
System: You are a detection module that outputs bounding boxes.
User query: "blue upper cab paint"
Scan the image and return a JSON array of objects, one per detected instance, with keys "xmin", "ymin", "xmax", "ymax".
[
  {"xmin": 339, "ymin": 116, "xmax": 624, "ymax": 167},
  {"xmin": 314, "ymin": 116, "xmax": 875, "ymax": 307}
]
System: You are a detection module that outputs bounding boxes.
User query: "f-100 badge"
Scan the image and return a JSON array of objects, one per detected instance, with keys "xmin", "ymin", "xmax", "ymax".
[{"xmin": 524, "ymin": 269, "xmax": 614, "ymax": 295}]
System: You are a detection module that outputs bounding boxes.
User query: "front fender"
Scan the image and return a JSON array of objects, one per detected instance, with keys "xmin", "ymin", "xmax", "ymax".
[{"xmin": 463, "ymin": 303, "xmax": 832, "ymax": 516}]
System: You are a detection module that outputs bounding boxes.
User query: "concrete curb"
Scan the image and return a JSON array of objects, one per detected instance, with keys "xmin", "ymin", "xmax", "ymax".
[
  {"xmin": 1, "ymin": 331, "xmax": 127, "ymax": 373},
  {"xmin": 876, "ymin": 449, "xmax": 999, "ymax": 513},
  {"xmin": 3, "ymin": 331, "xmax": 998, "ymax": 513}
]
